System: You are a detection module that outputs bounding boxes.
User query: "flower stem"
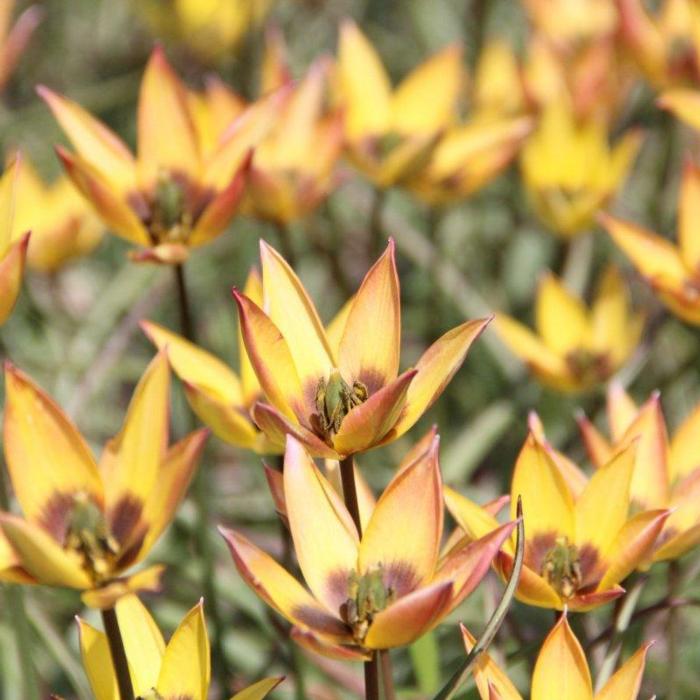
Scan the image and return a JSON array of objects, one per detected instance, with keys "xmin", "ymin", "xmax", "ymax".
[
  {"xmin": 172, "ymin": 263, "xmax": 229, "ymax": 692},
  {"xmin": 101, "ymin": 607, "xmax": 135, "ymax": 700},
  {"xmin": 380, "ymin": 649, "xmax": 397, "ymax": 700},
  {"xmin": 339, "ymin": 456, "xmax": 379, "ymax": 700},
  {"xmin": 667, "ymin": 560, "xmax": 682, "ymax": 700}
]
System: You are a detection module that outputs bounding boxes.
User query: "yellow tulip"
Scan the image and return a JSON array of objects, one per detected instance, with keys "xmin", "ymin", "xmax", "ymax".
[
  {"xmin": 234, "ymin": 239, "xmax": 489, "ymax": 458},
  {"xmin": 222, "ymin": 433, "xmax": 516, "ymax": 659},
  {"xmin": 464, "ymin": 613, "xmax": 652, "ymax": 700},
  {"xmin": 0, "ymin": 353, "xmax": 208, "ymax": 608},
  {"xmin": 336, "ymin": 20, "xmax": 463, "ymax": 188},
  {"xmin": 445, "ymin": 427, "xmax": 669, "ymax": 611},
  {"xmin": 523, "ymin": 0, "xmax": 618, "ymax": 46},
  {"xmin": 39, "ymin": 47, "xmax": 283, "ymax": 264},
  {"xmin": 79, "ymin": 595, "xmax": 282, "ymax": 700},
  {"xmin": 0, "ymin": 0, "xmax": 41, "ymax": 92},
  {"xmin": 11, "ymin": 154, "xmax": 103, "ymax": 273},
  {"xmin": 494, "ymin": 267, "xmax": 643, "ymax": 393},
  {"xmin": 521, "ymin": 102, "xmax": 641, "ymax": 237},
  {"xmin": 578, "ymin": 381, "xmax": 700, "ymax": 561},
  {"xmin": 602, "ymin": 161, "xmax": 700, "ymax": 324}
]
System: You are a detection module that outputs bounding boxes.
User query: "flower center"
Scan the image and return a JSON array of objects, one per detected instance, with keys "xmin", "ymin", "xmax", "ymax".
[
  {"xmin": 63, "ymin": 492, "xmax": 119, "ymax": 583},
  {"xmin": 541, "ymin": 535, "xmax": 582, "ymax": 599},
  {"xmin": 314, "ymin": 369, "xmax": 368, "ymax": 437},
  {"xmin": 565, "ymin": 348, "xmax": 612, "ymax": 384},
  {"xmin": 149, "ymin": 172, "xmax": 193, "ymax": 244},
  {"xmin": 340, "ymin": 567, "xmax": 396, "ymax": 642}
]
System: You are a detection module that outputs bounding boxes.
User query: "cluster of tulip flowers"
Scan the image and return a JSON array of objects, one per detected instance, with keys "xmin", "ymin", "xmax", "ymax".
[{"xmin": 3, "ymin": 0, "xmax": 700, "ymax": 697}]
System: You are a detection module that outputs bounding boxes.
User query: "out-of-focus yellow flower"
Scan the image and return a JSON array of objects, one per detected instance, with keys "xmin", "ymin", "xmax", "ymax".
[
  {"xmin": 0, "ymin": 1, "xmax": 41, "ymax": 92},
  {"xmin": 142, "ymin": 269, "xmax": 277, "ymax": 454},
  {"xmin": 39, "ymin": 47, "xmax": 283, "ymax": 264},
  {"xmin": 337, "ymin": 20, "xmax": 463, "ymax": 188},
  {"xmin": 222, "ymin": 434, "xmax": 516, "ymax": 659},
  {"xmin": 464, "ymin": 613, "xmax": 651, "ymax": 700},
  {"xmin": 0, "ymin": 158, "xmax": 29, "ymax": 326},
  {"xmin": 79, "ymin": 594, "xmax": 282, "ymax": 700},
  {"xmin": 494, "ymin": 267, "xmax": 643, "ymax": 393},
  {"xmin": 136, "ymin": 0, "xmax": 272, "ymax": 63},
  {"xmin": 11, "ymin": 155, "xmax": 103, "ymax": 273},
  {"xmin": 524, "ymin": 0, "xmax": 618, "ymax": 46},
  {"xmin": 618, "ymin": 0, "xmax": 700, "ymax": 88},
  {"xmin": 234, "ymin": 239, "xmax": 489, "ymax": 458},
  {"xmin": 521, "ymin": 102, "xmax": 641, "ymax": 237},
  {"xmin": 578, "ymin": 382, "xmax": 700, "ymax": 561},
  {"xmin": 602, "ymin": 161, "xmax": 700, "ymax": 324},
  {"xmin": 446, "ymin": 428, "xmax": 669, "ymax": 611},
  {"xmin": 0, "ymin": 353, "xmax": 208, "ymax": 608}
]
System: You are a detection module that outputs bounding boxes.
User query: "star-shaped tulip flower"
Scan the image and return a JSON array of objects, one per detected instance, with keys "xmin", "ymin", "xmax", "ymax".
[
  {"xmin": 578, "ymin": 382, "xmax": 700, "ymax": 562},
  {"xmin": 79, "ymin": 595, "xmax": 282, "ymax": 700},
  {"xmin": 463, "ymin": 613, "xmax": 652, "ymax": 700},
  {"xmin": 39, "ymin": 47, "xmax": 280, "ymax": 264},
  {"xmin": 601, "ymin": 161, "xmax": 700, "ymax": 325},
  {"xmin": 0, "ymin": 352, "xmax": 208, "ymax": 608},
  {"xmin": 221, "ymin": 434, "xmax": 516, "ymax": 660},
  {"xmin": 233, "ymin": 239, "xmax": 489, "ymax": 458},
  {"xmin": 445, "ymin": 428, "xmax": 670, "ymax": 611},
  {"xmin": 494, "ymin": 267, "xmax": 643, "ymax": 393},
  {"xmin": 0, "ymin": 1, "xmax": 42, "ymax": 93},
  {"xmin": 0, "ymin": 158, "xmax": 30, "ymax": 326}
]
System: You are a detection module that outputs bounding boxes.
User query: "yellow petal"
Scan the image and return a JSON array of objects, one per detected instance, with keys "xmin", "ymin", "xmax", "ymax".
[
  {"xmin": 391, "ymin": 44, "xmax": 462, "ymax": 134},
  {"xmin": 158, "ymin": 600, "xmax": 210, "ymax": 700},
  {"xmin": 230, "ymin": 677, "xmax": 284, "ymax": 700},
  {"xmin": 536, "ymin": 272, "xmax": 589, "ymax": 355},
  {"xmin": 359, "ymin": 436, "xmax": 442, "ymax": 591},
  {"xmin": 37, "ymin": 86, "xmax": 136, "ymax": 193},
  {"xmin": 283, "ymin": 436, "xmax": 358, "ymax": 612},
  {"xmin": 81, "ymin": 565, "xmax": 164, "ymax": 609},
  {"xmin": 0, "ymin": 232, "xmax": 28, "ymax": 326},
  {"xmin": 659, "ymin": 88, "xmax": 700, "ymax": 131},
  {"xmin": 0, "ymin": 156, "xmax": 19, "ymax": 252},
  {"xmin": 77, "ymin": 619, "xmax": 117, "ymax": 700},
  {"xmin": 678, "ymin": 160, "xmax": 700, "ymax": 273},
  {"xmin": 325, "ymin": 295, "xmax": 354, "ymax": 360},
  {"xmin": 606, "ymin": 381, "xmax": 639, "ymax": 442},
  {"xmin": 338, "ymin": 240, "xmax": 400, "ymax": 391},
  {"xmin": 577, "ymin": 412, "xmax": 614, "ymax": 469},
  {"xmin": 3, "ymin": 363, "xmax": 104, "ymax": 527},
  {"xmin": 669, "ymin": 401, "xmax": 700, "ymax": 482},
  {"xmin": 137, "ymin": 47, "xmax": 200, "ymax": 188},
  {"xmin": 595, "ymin": 642, "xmax": 652, "ymax": 700},
  {"xmin": 462, "ymin": 626, "xmax": 523, "ymax": 700},
  {"xmin": 531, "ymin": 615, "xmax": 593, "ymax": 700},
  {"xmin": 497, "ymin": 553, "xmax": 563, "ymax": 609},
  {"xmin": 239, "ymin": 268, "xmax": 264, "ymax": 406},
  {"xmin": 338, "ymin": 20, "xmax": 392, "ymax": 140},
  {"xmin": 443, "ymin": 487, "xmax": 502, "ymax": 542}
]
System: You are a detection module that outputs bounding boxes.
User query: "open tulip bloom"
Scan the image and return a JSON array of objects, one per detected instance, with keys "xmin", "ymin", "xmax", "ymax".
[
  {"xmin": 445, "ymin": 429, "xmax": 670, "ymax": 611},
  {"xmin": 578, "ymin": 382, "xmax": 700, "ymax": 562},
  {"xmin": 0, "ymin": 352, "xmax": 208, "ymax": 608},
  {"xmin": 39, "ymin": 46, "xmax": 281, "ymax": 264},
  {"xmin": 233, "ymin": 238, "xmax": 489, "ymax": 458},
  {"xmin": 221, "ymin": 434, "xmax": 516, "ymax": 659},
  {"xmin": 463, "ymin": 613, "xmax": 652, "ymax": 700},
  {"xmin": 79, "ymin": 595, "xmax": 282, "ymax": 700}
]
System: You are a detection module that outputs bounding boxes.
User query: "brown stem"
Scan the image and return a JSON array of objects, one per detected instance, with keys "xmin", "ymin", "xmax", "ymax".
[
  {"xmin": 101, "ymin": 607, "xmax": 135, "ymax": 700},
  {"xmin": 364, "ymin": 651, "xmax": 380, "ymax": 700},
  {"xmin": 380, "ymin": 649, "xmax": 397, "ymax": 700}
]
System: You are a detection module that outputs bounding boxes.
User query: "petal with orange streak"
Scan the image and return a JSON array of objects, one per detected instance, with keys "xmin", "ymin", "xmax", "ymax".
[
  {"xmin": 0, "ymin": 232, "xmax": 28, "ymax": 325},
  {"xmin": 595, "ymin": 642, "xmax": 652, "ymax": 700},
  {"xmin": 462, "ymin": 626, "xmax": 523, "ymax": 700}
]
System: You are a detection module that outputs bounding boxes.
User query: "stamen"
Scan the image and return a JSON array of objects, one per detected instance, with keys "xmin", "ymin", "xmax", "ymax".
[
  {"xmin": 149, "ymin": 172, "xmax": 193, "ymax": 244},
  {"xmin": 314, "ymin": 369, "xmax": 368, "ymax": 437},
  {"xmin": 340, "ymin": 567, "xmax": 396, "ymax": 642},
  {"xmin": 541, "ymin": 535, "xmax": 582, "ymax": 599}
]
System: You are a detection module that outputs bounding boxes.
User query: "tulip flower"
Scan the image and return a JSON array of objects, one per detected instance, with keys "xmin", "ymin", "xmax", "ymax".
[
  {"xmin": 445, "ymin": 430, "xmax": 669, "ymax": 611},
  {"xmin": 520, "ymin": 102, "xmax": 641, "ymax": 237},
  {"xmin": 601, "ymin": 161, "xmax": 700, "ymax": 325},
  {"xmin": 0, "ymin": 1, "xmax": 42, "ymax": 92},
  {"xmin": 337, "ymin": 20, "xmax": 463, "ymax": 188},
  {"xmin": 79, "ymin": 594, "xmax": 282, "ymax": 700},
  {"xmin": 618, "ymin": 0, "xmax": 700, "ymax": 88},
  {"xmin": 222, "ymin": 434, "xmax": 516, "ymax": 659},
  {"xmin": 11, "ymin": 155, "xmax": 103, "ymax": 273},
  {"xmin": 142, "ymin": 269, "xmax": 276, "ymax": 454},
  {"xmin": 0, "ymin": 353, "xmax": 208, "ymax": 608},
  {"xmin": 578, "ymin": 382, "xmax": 700, "ymax": 561},
  {"xmin": 39, "ymin": 47, "xmax": 278, "ymax": 264},
  {"xmin": 523, "ymin": 0, "xmax": 618, "ymax": 46},
  {"xmin": 494, "ymin": 267, "xmax": 643, "ymax": 393},
  {"xmin": 234, "ymin": 239, "xmax": 489, "ymax": 458},
  {"xmin": 463, "ymin": 613, "xmax": 652, "ymax": 700},
  {"xmin": 0, "ymin": 158, "xmax": 29, "ymax": 326}
]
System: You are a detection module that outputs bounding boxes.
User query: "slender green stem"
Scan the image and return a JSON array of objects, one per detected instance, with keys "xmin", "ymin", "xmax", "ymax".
[
  {"xmin": 101, "ymin": 608, "xmax": 135, "ymax": 700},
  {"xmin": 667, "ymin": 561, "xmax": 682, "ymax": 700},
  {"xmin": 380, "ymin": 649, "xmax": 397, "ymax": 700},
  {"xmin": 172, "ymin": 264, "xmax": 228, "ymax": 693}
]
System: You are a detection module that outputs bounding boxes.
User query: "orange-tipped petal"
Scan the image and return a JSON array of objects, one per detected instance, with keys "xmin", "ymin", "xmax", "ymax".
[
  {"xmin": 290, "ymin": 626, "xmax": 369, "ymax": 661},
  {"xmin": 239, "ymin": 268, "xmax": 264, "ymax": 406},
  {"xmin": 332, "ymin": 369, "xmax": 416, "ymax": 456},
  {"xmin": 531, "ymin": 615, "xmax": 592, "ymax": 700},
  {"xmin": 77, "ymin": 619, "xmax": 117, "ymax": 700},
  {"xmin": 678, "ymin": 161, "xmax": 700, "ymax": 273},
  {"xmin": 137, "ymin": 47, "xmax": 199, "ymax": 187},
  {"xmin": 338, "ymin": 240, "xmax": 400, "ymax": 391},
  {"xmin": 568, "ymin": 586, "xmax": 625, "ymax": 613},
  {"xmin": 220, "ymin": 528, "xmax": 348, "ymax": 640},
  {"xmin": 462, "ymin": 626, "xmax": 523, "ymax": 700},
  {"xmin": 444, "ymin": 487, "xmax": 503, "ymax": 542},
  {"xmin": 670, "ymin": 402, "xmax": 700, "ymax": 482},
  {"xmin": 496, "ymin": 553, "xmax": 562, "ymax": 609},
  {"xmin": 577, "ymin": 412, "xmax": 614, "ymax": 469},
  {"xmin": 595, "ymin": 642, "xmax": 652, "ymax": 700},
  {"xmin": 231, "ymin": 677, "xmax": 286, "ymax": 700},
  {"xmin": 607, "ymin": 381, "xmax": 639, "ymax": 442},
  {"xmin": 0, "ymin": 231, "xmax": 28, "ymax": 325},
  {"xmin": 81, "ymin": 565, "xmax": 164, "ymax": 609},
  {"xmin": 359, "ymin": 436, "xmax": 442, "ymax": 591},
  {"xmin": 391, "ymin": 317, "xmax": 491, "ymax": 439},
  {"xmin": 364, "ymin": 580, "xmax": 453, "ymax": 649},
  {"xmin": 38, "ymin": 85, "xmax": 136, "ymax": 192},
  {"xmin": 283, "ymin": 436, "xmax": 358, "ymax": 612},
  {"xmin": 3, "ymin": 363, "xmax": 104, "ymax": 528}
]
